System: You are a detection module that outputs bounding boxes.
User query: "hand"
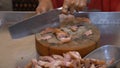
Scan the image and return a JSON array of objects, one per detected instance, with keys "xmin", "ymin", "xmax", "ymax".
[
  {"xmin": 36, "ymin": 0, "xmax": 53, "ymax": 14},
  {"xmin": 62, "ymin": 0, "xmax": 87, "ymax": 14}
]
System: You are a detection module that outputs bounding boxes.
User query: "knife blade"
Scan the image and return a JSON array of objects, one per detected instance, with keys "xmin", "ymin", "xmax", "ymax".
[{"xmin": 9, "ymin": 9, "xmax": 61, "ymax": 39}]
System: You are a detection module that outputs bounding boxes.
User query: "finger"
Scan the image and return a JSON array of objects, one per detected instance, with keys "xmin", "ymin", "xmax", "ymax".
[
  {"xmin": 36, "ymin": 1, "xmax": 53, "ymax": 15},
  {"xmin": 36, "ymin": 4, "xmax": 41, "ymax": 15},
  {"xmin": 62, "ymin": 0, "xmax": 68, "ymax": 14},
  {"xmin": 70, "ymin": 0, "xmax": 75, "ymax": 5},
  {"xmin": 36, "ymin": 8, "xmax": 41, "ymax": 15},
  {"xmin": 62, "ymin": 0, "xmax": 73, "ymax": 14},
  {"xmin": 69, "ymin": 0, "xmax": 76, "ymax": 13},
  {"xmin": 40, "ymin": 8, "xmax": 47, "ymax": 13},
  {"xmin": 75, "ymin": 0, "xmax": 81, "ymax": 11},
  {"xmin": 62, "ymin": 5, "xmax": 69, "ymax": 14},
  {"xmin": 36, "ymin": 7, "xmax": 47, "ymax": 15},
  {"xmin": 77, "ymin": 0, "xmax": 87, "ymax": 11},
  {"xmin": 48, "ymin": 7, "xmax": 53, "ymax": 11},
  {"xmin": 69, "ymin": 5, "xmax": 75, "ymax": 14}
]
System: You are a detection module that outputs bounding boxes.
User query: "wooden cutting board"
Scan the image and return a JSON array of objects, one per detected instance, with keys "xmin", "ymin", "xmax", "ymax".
[{"xmin": 35, "ymin": 22, "xmax": 100, "ymax": 57}]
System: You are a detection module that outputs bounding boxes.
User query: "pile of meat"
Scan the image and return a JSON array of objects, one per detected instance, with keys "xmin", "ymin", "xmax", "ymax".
[
  {"xmin": 39, "ymin": 24, "xmax": 92, "ymax": 44},
  {"xmin": 39, "ymin": 28, "xmax": 72, "ymax": 44},
  {"xmin": 30, "ymin": 51, "xmax": 106, "ymax": 68}
]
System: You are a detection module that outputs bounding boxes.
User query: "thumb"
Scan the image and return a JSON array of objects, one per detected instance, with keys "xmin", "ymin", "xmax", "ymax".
[
  {"xmin": 36, "ymin": 7, "xmax": 47, "ymax": 15},
  {"xmin": 62, "ymin": 5, "xmax": 69, "ymax": 14}
]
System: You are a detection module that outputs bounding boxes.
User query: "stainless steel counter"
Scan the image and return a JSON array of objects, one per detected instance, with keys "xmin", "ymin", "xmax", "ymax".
[
  {"xmin": 0, "ymin": 11, "xmax": 37, "ymax": 68},
  {"xmin": 0, "ymin": 12, "xmax": 120, "ymax": 68},
  {"xmin": 0, "ymin": 25, "xmax": 37, "ymax": 68}
]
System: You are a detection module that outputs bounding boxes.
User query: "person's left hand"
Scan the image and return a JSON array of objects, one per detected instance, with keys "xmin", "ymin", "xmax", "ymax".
[{"xmin": 62, "ymin": 0, "xmax": 87, "ymax": 14}]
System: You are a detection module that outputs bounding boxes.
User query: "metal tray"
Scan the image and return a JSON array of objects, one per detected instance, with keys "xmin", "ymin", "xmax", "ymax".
[{"xmin": 0, "ymin": 12, "xmax": 120, "ymax": 68}]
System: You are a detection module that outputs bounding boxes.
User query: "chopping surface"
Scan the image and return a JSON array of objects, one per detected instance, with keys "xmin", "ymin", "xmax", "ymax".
[{"xmin": 0, "ymin": 25, "xmax": 37, "ymax": 68}]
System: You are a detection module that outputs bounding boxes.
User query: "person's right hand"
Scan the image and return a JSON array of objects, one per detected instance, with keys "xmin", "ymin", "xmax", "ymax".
[{"xmin": 36, "ymin": 0, "xmax": 53, "ymax": 14}]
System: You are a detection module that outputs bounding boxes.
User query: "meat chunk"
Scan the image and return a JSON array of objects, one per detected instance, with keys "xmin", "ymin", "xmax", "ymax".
[
  {"xmin": 76, "ymin": 17, "xmax": 91, "ymax": 23},
  {"xmin": 40, "ymin": 28, "xmax": 54, "ymax": 35},
  {"xmin": 28, "ymin": 51, "xmax": 106, "ymax": 68},
  {"xmin": 84, "ymin": 30, "xmax": 92, "ymax": 36},
  {"xmin": 40, "ymin": 35, "xmax": 52, "ymax": 40},
  {"xmin": 52, "ymin": 55, "xmax": 64, "ymax": 60},
  {"xmin": 70, "ymin": 25, "xmax": 79, "ymax": 32},
  {"xmin": 54, "ymin": 28, "xmax": 71, "ymax": 43}
]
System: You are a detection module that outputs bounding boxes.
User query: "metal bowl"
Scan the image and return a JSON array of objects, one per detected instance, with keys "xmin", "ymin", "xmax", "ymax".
[{"xmin": 84, "ymin": 45, "xmax": 120, "ymax": 67}]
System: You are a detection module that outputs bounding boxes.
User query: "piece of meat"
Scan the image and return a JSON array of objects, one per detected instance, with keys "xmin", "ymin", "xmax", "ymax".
[
  {"xmin": 54, "ymin": 28, "xmax": 71, "ymax": 43},
  {"xmin": 52, "ymin": 55, "xmax": 64, "ymax": 60},
  {"xmin": 39, "ymin": 56, "xmax": 55, "ymax": 62},
  {"xmin": 43, "ymin": 60, "xmax": 63, "ymax": 68},
  {"xmin": 27, "ymin": 51, "xmax": 106, "ymax": 68},
  {"xmin": 24, "ymin": 62, "xmax": 33, "ymax": 68},
  {"xmin": 57, "ymin": 36, "xmax": 71, "ymax": 44},
  {"xmin": 68, "ymin": 51, "xmax": 81, "ymax": 59},
  {"xmin": 108, "ymin": 58, "xmax": 115, "ymax": 65},
  {"xmin": 59, "ymin": 14, "xmax": 75, "ymax": 23},
  {"xmin": 90, "ymin": 64, "xmax": 96, "ymax": 68},
  {"xmin": 34, "ymin": 65, "xmax": 42, "ymax": 68},
  {"xmin": 51, "ymin": 60, "xmax": 63, "ymax": 67},
  {"xmin": 38, "ymin": 60, "xmax": 62, "ymax": 68},
  {"xmin": 70, "ymin": 60, "xmax": 81, "ymax": 68},
  {"xmin": 63, "ymin": 61, "xmax": 72, "ymax": 67},
  {"xmin": 40, "ymin": 35, "xmax": 52, "ymax": 40},
  {"xmin": 63, "ymin": 53, "xmax": 72, "ymax": 62},
  {"xmin": 76, "ymin": 17, "xmax": 91, "ymax": 23},
  {"xmin": 31, "ymin": 59, "xmax": 38, "ymax": 66},
  {"xmin": 96, "ymin": 60, "xmax": 106, "ymax": 65},
  {"xmin": 84, "ymin": 58, "xmax": 91, "ymax": 68},
  {"xmin": 70, "ymin": 25, "xmax": 79, "ymax": 32},
  {"xmin": 31, "ymin": 59, "xmax": 43, "ymax": 68},
  {"xmin": 37, "ymin": 60, "xmax": 49, "ymax": 67},
  {"xmin": 84, "ymin": 30, "xmax": 92, "ymax": 36},
  {"xmin": 90, "ymin": 59, "xmax": 106, "ymax": 65},
  {"xmin": 40, "ymin": 28, "xmax": 54, "ymax": 35}
]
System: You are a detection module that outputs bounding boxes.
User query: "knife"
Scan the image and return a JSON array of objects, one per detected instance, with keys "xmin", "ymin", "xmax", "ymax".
[{"xmin": 9, "ymin": 9, "xmax": 61, "ymax": 39}]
